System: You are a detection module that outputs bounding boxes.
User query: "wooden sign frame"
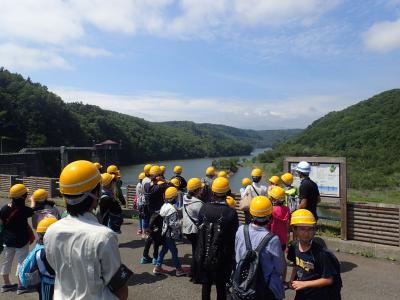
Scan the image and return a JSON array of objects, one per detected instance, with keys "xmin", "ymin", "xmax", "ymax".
[{"xmin": 283, "ymin": 156, "xmax": 348, "ymax": 240}]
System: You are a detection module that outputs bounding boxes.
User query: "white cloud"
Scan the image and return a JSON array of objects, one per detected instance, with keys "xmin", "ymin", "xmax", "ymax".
[
  {"xmin": 0, "ymin": 0, "xmax": 83, "ymax": 45},
  {"xmin": 52, "ymin": 87, "xmax": 353, "ymax": 129},
  {"xmin": 233, "ymin": 0, "xmax": 340, "ymax": 26},
  {"xmin": 0, "ymin": 0, "xmax": 340, "ymax": 69},
  {"xmin": 363, "ymin": 18, "xmax": 400, "ymax": 52},
  {"xmin": 68, "ymin": 46, "xmax": 112, "ymax": 57},
  {"xmin": 0, "ymin": 43, "xmax": 71, "ymax": 70}
]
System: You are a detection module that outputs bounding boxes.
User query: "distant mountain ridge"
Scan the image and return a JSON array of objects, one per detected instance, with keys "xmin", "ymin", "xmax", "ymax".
[
  {"xmin": 257, "ymin": 89, "xmax": 400, "ymax": 188},
  {"xmin": 0, "ymin": 68, "xmax": 300, "ymax": 165},
  {"xmin": 161, "ymin": 121, "xmax": 302, "ymax": 148}
]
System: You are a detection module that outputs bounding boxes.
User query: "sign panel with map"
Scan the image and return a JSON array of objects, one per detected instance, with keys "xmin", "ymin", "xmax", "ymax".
[{"xmin": 289, "ymin": 162, "xmax": 340, "ymax": 198}]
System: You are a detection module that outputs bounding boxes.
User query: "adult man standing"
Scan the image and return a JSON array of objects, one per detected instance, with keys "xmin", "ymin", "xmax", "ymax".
[
  {"xmin": 296, "ymin": 161, "xmax": 321, "ymax": 221},
  {"xmin": 45, "ymin": 160, "xmax": 131, "ymax": 300}
]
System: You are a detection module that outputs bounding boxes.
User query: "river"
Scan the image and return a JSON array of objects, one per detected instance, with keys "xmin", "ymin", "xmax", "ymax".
[{"xmin": 119, "ymin": 148, "xmax": 269, "ymax": 192}]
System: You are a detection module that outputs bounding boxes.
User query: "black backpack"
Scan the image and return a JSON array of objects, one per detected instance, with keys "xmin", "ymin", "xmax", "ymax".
[
  {"xmin": 196, "ymin": 216, "xmax": 225, "ymax": 272},
  {"xmin": 309, "ymin": 242, "xmax": 342, "ymax": 300},
  {"xmin": 231, "ymin": 225, "xmax": 275, "ymax": 300}
]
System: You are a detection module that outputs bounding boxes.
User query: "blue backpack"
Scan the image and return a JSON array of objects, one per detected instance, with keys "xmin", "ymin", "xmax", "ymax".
[{"xmin": 19, "ymin": 244, "xmax": 44, "ymax": 288}]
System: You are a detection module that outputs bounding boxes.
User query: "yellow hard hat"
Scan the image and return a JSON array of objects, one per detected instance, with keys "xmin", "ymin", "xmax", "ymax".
[
  {"xmin": 206, "ymin": 166, "xmax": 216, "ymax": 176},
  {"xmin": 268, "ymin": 186, "xmax": 286, "ymax": 201},
  {"xmin": 150, "ymin": 165, "xmax": 161, "ymax": 176},
  {"xmin": 251, "ymin": 168, "xmax": 262, "ymax": 177},
  {"xmin": 32, "ymin": 189, "xmax": 48, "ymax": 202},
  {"xmin": 170, "ymin": 178, "xmax": 180, "ymax": 187},
  {"xmin": 107, "ymin": 165, "xmax": 119, "ymax": 174},
  {"xmin": 36, "ymin": 217, "xmax": 57, "ymax": 233},
  {"xmin": 59, "ymin": 160, "xmax": 101, "ymax": 195},
  {"xmin": 212, "ymin": 177, "xmax": 230, "ymax": 194},
  {"xmin": 144, "ymin": 164, "xmax": 153, "ymax": 174},
  {"xmin": 269, "ymin": 175, "xmax": 280, "ymax": 185},
  {"xmin": 173, "ymin": 165, "xmax": 183, "ymax": 174},
  {"xmin": 187, "ymin": 178, "xmax": 204, "ymax": 191},
  {"xmin": 160, "ymin": 166, "xmax": 166, "ymax": 174},
  {"xmin": 101, "ymin": 173, "xmax": 115, "ymax": 187},
  {"xmin": 138, "ymin": 172, "xmax": 145, "ymax": 180},
  {"xmin": 226, "ymin": 196, "xmax": 236, "ymax": 209},
  {"xmin": 165, "ymin": 187, "xmax": 178, "ymax": 200},
  {"xmin": 242, "ymin": 178, "xmax": 252, "ymax": 187},
  {"xmin": 218, "ymin": 171, "xmax": 227, "ymax": 178},
  {"xmin": 9, "ymin": 184, "xmax": 28, "ymax": 198},
  {"xmin": 290, "ymin": 209, "xmax": 316, "ymax": 226},
  {"xmin": 93, "ymin": 162, "xmax": 103, "ymax": 170},
  {"xmin": 281, "ymin": 173, "xmax": 294, "ymax": 185},
  {"xmin": 250, "ymin": 196, "xmax": 272, "ymax": 218}
]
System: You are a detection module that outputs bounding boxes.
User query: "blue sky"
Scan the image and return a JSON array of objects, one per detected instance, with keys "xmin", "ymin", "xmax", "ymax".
[{"xmin": 1, "ymin": 0, "xmax": 400, "ymax": 129}]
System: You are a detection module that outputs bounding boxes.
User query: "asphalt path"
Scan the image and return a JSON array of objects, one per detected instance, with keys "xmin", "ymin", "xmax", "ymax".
[{"xmin": 1, "ymin": 216, "xmax": 399, "ymax": 300}]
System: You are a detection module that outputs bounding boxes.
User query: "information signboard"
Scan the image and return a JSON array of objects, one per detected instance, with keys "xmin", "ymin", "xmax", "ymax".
[{"xmin": 289, "ymin": 162, "xmax": 340, "ymax": 198}]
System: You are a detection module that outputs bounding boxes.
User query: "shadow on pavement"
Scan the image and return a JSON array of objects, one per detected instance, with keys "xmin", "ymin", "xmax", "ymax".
[
  {"xmin": 129, "ymin": 272, "xmax": 167, "ymax": 285},
  {"xmin": 162, "ymin": 253, "xmax": 192, "ymax": 267},
  {"xmin": 119, "ymin": 239, "xmax": 145, "ymax": 249},
  {"xmin": 340, "ymin": 261, "xmax": 357, "ymax": 273}
]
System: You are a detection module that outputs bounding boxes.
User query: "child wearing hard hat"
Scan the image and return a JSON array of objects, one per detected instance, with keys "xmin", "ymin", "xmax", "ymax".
[
  {"xmin": 107, "ymin": 165, "xmax": 126, "ymax": 208},
  {"xmin": 268, "ymin": 186, "xmax": 291, "ymax": 289},
  {"xmin": 240, "ymin": 178, "xmax": 251, "ymax": 198},
  {"xmin": 99, "ymin": 173, "xmax": 123, "ymax": 234},
  {"xmin": 30, "ymin": 189, "xmax": 60, "ymax": 230},
  {"xmin": 136, "ymin": 172, "xmax": 148, "ymax": 237},
  {"xmin": 268, "ymin": 175, "xmax": 280, "ymax": 193},
  {"xmin": 281, "ymin": 173, "xmax": 299, "ymax": 213},
  {"xmin": 201, "ymin": 166, "xmax": 215, "ymax": 187},
  {"xmin": 153, "ymin": 187, "xmax": 189, "ymax": 277},
  {"xmin": 234, "ymin": 196, "xmax": 285, "ymax": 300},
  {"xmin": 19, "ymin": 217, "xmax": 57, "ymax": 300},
  {"xmin": 287, "ymin": 209, "xmax": 341, "ymax": 299},
  {"xmin": 171, "ymin": 166, "xmax": 187, "ymax": 190},
  {"xmin": 0, "ymin": 184, "xmax": 35, "ymax": 294}
]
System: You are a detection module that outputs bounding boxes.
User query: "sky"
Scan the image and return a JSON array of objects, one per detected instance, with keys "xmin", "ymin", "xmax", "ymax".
[{"xmin": 1, "ymin": 0, "xmax": 400, "ymax": 130}]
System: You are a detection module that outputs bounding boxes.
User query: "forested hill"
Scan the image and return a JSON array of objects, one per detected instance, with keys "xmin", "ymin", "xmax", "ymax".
[
  {"xmin": 257, "ymin": 89, "xmax": 400, "ymax": 188},
  {"xmin": 0, "ymin": 68, "xmax": 299, "ymax": 164},
  {"xmin": 161, "ymin": 121, "xmax": 302, "ymax": 148}
]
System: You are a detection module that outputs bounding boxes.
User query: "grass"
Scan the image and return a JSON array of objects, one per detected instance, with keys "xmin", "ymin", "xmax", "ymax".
[
  {"xmin": 348, "ymin": 188, "xmax": 400, "ymax": 205},
  {"xmin": 316, "ymin": 220, "xmax": 341, "ymax": 238}
]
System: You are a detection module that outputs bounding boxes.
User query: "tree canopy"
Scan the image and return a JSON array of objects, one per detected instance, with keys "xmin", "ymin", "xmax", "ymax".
[
  {"xmin": 256, "ymin": 89, "xmax": 400, "ymax": 188},
  {"xmin": 0, "ymin": 68, "xmax": 299, "ymax": 164}
]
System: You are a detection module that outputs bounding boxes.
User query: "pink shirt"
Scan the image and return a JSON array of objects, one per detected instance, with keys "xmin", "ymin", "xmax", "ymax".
[{"xmin": 270, "ymin": 205, "xmax": 290, "ymax": 245}]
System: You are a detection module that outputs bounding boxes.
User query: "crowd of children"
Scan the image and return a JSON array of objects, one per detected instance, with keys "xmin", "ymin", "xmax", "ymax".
[
  {"xmin": 0, "ymin": 160, "xmax": 341, "ymax": 300},
  {"xmin": 133, "ymin": 162, "xmax": 341, "ymax": 300}
]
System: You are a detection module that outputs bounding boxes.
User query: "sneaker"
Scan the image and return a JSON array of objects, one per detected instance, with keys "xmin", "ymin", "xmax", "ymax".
[
  {"xmin": 137, "ymin": 229, "xmax": 143, "ymax": 235},
  {"xmin": 152, "ymin": 258, "xmax": 157, "ymax": 265},
  {"xmin": 176, "ymin": 267, "xmax": 190, "ymax": 277},
  {"xmin": 140, "ymin": 256, "xmax": 152, "ymax": 264},
  {"xmin": 1, "ymin": 284, "xmax": 17, "ymax": 293},
  {"xmin": 16, "ymin": 286, "xmax": 36, "ymax": 295},
  {"xmin": 153, "ymin": 266, "xmax": 169, "ymax": 275}
]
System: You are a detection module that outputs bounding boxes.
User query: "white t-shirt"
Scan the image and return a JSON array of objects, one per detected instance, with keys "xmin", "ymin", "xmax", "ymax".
[{"xmin": 243, "ymin": 182, "xmax": 267, "ymax": 199}]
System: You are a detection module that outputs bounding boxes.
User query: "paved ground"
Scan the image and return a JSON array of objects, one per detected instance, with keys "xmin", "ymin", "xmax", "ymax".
[{"xmin": 1, "ymin": 216, "xmax": 400, "ymax": 300}]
